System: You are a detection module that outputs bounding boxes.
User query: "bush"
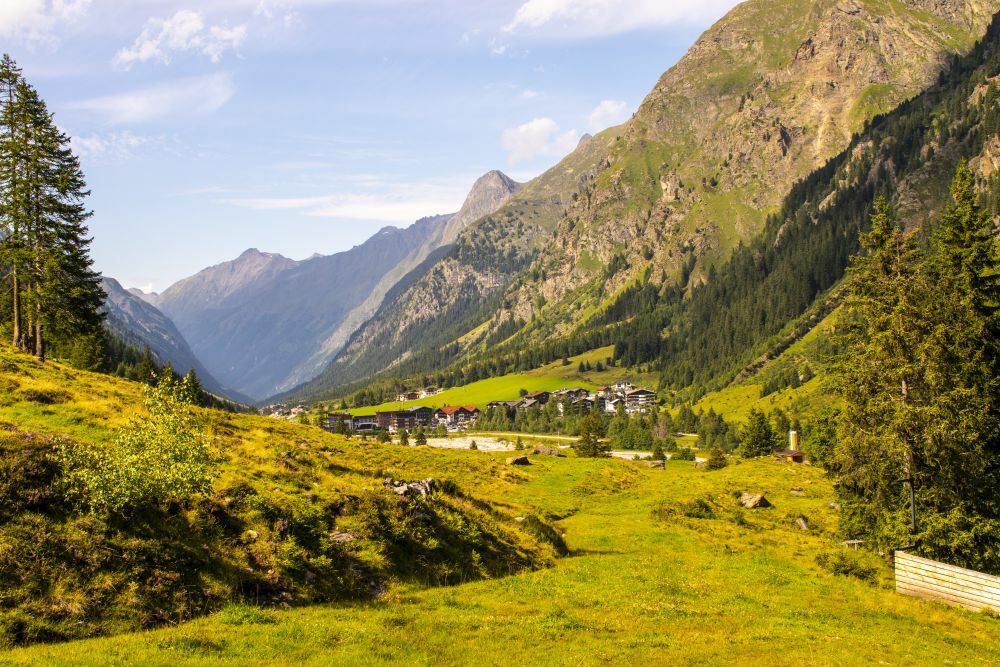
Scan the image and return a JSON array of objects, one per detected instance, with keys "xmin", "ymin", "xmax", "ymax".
[
  {"xmin": 673, "ymin": 447, "xmax": 696, "ymax": 461},
  {"xmin": 705, "ymin": 448, "xmax": 728, "ymax": 470},
  {"xmin": 815, "ymin": 550, "xmax": 881, "ymax": 584},
  {"xmin": 55, "ymin": 377, "xmax": 215, "ymax": 514}
]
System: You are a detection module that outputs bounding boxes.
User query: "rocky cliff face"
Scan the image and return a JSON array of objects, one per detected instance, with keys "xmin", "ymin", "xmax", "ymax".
[
  {"xmin": 291, "ymin": 0, "xmax": 1000, "ymax": 401},
  {"xmin": 483, "ymin": 0, "xmax": 1000, "ymax": 343},
  {"xmin": 309, "ymin": 171, "xmax": 523, "ymax": 384},
  {"xmin": 100, "ymin": 277, "xmax": 238, "ymax": 400}
]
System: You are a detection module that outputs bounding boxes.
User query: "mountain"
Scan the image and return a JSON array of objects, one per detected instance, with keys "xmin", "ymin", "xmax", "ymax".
[
  {"xmin": 296, "ymin": 170, "xmax": 523, "ymax": 389},
  {"xmin": 100, "ymin": 277, "xmax": 241, "ymax": 400},
  {"xmin": 288, "ymin": 0, "xmax": 1000, "ymax": 403},
  {"xmin": 284, "ymin": 128, "xmax": 614, "ymax": 401},
  {"xmin": 154, "ymin": 170, "xmax": 519, "ymax": 400}
]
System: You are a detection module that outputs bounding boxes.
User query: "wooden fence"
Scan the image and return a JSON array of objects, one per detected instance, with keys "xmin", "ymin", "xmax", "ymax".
[{"xmin": 895, "ymin": 551, "xmax": 1000, "ymax": 613}]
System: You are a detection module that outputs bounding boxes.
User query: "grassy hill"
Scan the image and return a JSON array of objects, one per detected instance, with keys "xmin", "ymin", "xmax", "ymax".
[
  {"xmin": 0, "ymin": 345, "xmax": 563, "ymax": 647},
  {"xmin": 6, "ymin": 451, "xmax": 999, "ymax": 664}
]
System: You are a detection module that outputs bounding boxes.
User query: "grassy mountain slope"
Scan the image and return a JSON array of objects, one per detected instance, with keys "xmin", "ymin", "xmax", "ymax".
[
  {"xmin": 9, "ymin": 453, "xmax": 1000, "ymax": 664},
  {"xmin": 0, "ymin": 346, "xmax": 562, "ymax": 647},
  {"xmin": 290, "ymin": 0, "xmax": 1000, "ymax": 405},
  {"xmin": 490, "ymin": 0, "xmax": 999, "ymax": 347}
]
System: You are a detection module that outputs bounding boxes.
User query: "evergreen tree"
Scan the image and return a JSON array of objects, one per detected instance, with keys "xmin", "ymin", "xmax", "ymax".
[
  {"xmin": 414, "ymin": 425, "xmax": 427, "ymax": 446},
  {"xmin": 181, "ymin": 369, "xmax": 205, "ymax": 406},
  {"xmin": 740, "ymin": 408, "xmax": 774, "ymax": 458},
  {"xmin": 0, "ymin": 55, "xmax": 104, "ymax": 359},
  {"xmin": 705, "ymin": 447, "xmax": 728, "ymax": 470},
  {"xmin": 836, "ymin": 185, "xmax": 1000, "ymax": 573},
  {"xmin": 398, "ymin": 429, "xmax": 409, "ymax": 446}
]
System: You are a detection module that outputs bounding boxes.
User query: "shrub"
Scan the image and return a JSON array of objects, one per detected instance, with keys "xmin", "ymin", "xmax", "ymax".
[
  {"xmin": 55, "ymin": 378, "xmax": 215, "ymax": 515},
  {"xmin": 673, "ymin": 447, "xmax": 696, "ymax": 461},
  {"xmin": 815, "ymin": 550, "xmax": 881, "ymax": 584},
  {"xmin": 705, "ymin": 448, "xmax": 728, "ymax": 470}
]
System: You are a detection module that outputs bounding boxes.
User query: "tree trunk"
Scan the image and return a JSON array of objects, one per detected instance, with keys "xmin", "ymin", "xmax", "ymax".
[
  {"xmin": 34, "ymin": 303, "xmax": 43, "ymax": 361},
  {"xmin": 11, "ymin": 266, "xmax": 21, "ymax": 349}
]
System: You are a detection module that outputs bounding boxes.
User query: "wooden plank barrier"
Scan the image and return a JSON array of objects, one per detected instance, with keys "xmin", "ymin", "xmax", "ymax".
[{"xmin": 895, "ymin": 551, "xmax": 1000, "ymax": 613}]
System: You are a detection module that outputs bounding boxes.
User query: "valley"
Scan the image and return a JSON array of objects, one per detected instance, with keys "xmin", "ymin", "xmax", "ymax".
[{"xmin": 1, "ymin": 0, "xmax": 1000, "ymax": 663}]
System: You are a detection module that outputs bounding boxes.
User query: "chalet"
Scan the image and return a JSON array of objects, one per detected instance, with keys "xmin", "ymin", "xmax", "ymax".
[
  {"xmin": 613, "ymin": 381, "xmax": 636, "ymax": 395},
  {"xmin": 395, "ymin": 391, "xmax": 421, "ymax": 402},
  {"xmin": 418, "ymin": 387, "xmax": 442, "ymax": 399},
  {"xmin": 774, "ymin": 449, "xmax": 805, "ymax": 463},
  {"xmin": 552, "ymin": 387, "xmax": 589, "ymax": 402},
  {"xmin": 376, "ymin": 406, "xmax": 434, "ymax": 432},
  {"xmin": 625, "ymin": 389, "xmax": 657, "ymax": 411},
  {"xmin": 595, "ymin": 386, "xmax": 611, "ymax": 398},
  {"xmin": 517, "ymin": 398, "xmax": 541, "ymax": 410},
  {"xmin": 435, "ymin": 405, "xmax": 480, "ymax": 427},
  {"xmin": 524, "ymin": 391, "xmax": 550, "ymax": 405},
  {"xmin": 605, "ymin": 398, "xmax": 625, "ymax": 414},
  {"xmin": 487, "ymin": 400, "xmax": 520, "ymax": 411}
]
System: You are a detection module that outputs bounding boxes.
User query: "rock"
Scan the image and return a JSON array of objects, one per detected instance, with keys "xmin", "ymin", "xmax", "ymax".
[
  {"xmin": 241, "ymin": 529, "xmax": 259, "ymax": 543},
  {"xmin": 329, "ymin": 531, "xmax": 356, "ymax": 544},
  {"xmin": 790, "ymin": 487, "xmax": 806, "ymax": 497},
  {"xmin": 532, "ymin": 445, "xmax": 565, "ymax": 457},
  {"xmin": 795, "ymin": 516, "xmax": 810, "ymax": 531},
  {"xmin": 514, "ymin": 516, "xmax": 525, "ymax": 522},
  {"xmin": 383, "ymin": 477, "xmax": 436, "ymax": 498},
  {"xmin": 646, "ymin": 460, "xmax": 665, "ymax": 469},
  {"xmin": 829, "ymin": 501, "xmax": 841, "ymax": 512},
  {"xmin": 506, "ymin": 455, "xmax": 531, "ymax": 466},
  {"xmin": 739, "ymin": 493, "xmax": 771, "ymax": 509}
]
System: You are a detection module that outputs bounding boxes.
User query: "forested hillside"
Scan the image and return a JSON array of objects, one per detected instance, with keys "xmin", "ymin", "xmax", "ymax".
[{"xmin": 289, "ymin": 0, "xmax": 1000, "ymax": 405}]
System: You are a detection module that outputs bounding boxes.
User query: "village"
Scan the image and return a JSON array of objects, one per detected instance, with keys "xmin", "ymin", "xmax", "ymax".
[{"xmin": 263, "ymin": 380, "xmax": 659, "ymax": 434}]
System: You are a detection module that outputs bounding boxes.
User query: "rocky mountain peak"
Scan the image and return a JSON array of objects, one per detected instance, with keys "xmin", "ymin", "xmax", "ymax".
[{"xmin": 452, "ymin": 170, "xmax": 521, "ymax": 232}]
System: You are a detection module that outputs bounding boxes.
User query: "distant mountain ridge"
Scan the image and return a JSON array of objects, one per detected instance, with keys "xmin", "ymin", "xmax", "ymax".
[
  {"xmin": 152, "ymin": 170, "xmax": 520, "ymax": 400},
  {"xmin": 100, "ymin": 277, "xmax": 244, "ymax": 401}
]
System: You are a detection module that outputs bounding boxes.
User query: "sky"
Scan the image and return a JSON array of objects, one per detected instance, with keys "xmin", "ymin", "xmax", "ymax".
[{"xmin": 2, "ymin": 0, "xmax": 741, "ymax": 292}]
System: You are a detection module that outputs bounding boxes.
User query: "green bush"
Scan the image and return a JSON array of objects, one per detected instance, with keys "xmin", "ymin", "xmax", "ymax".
[
  {"xmin": 815, "ymin": 550, "xmax": 881, "ymax": 584},
  {"xmin": 673, "ymin": 447, "xmax": 696, "ymax": 461},
  {"xmin": 55, "ymin": 376, "xmax": 215, "ymax": 514}
]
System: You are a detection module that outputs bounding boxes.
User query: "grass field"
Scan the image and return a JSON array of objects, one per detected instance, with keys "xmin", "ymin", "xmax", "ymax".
[
  {"xmin": 7, "ymin": 454, "xmax": 998, "ymax": 665},
  {"xmin": 3, "ymin": 346, "xmax": 998, "ymax": 665}
]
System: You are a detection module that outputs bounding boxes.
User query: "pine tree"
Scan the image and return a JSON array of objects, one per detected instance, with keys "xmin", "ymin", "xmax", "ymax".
[
  {"xmin": 836, "ymin": 184, "xmax": 1000, "ymax": 573},
  {"xmin": 740, "ymin": 408, "xmax": 774, "ymax": 458},
  {"xmin": 0, "ymin": 55, "xmax": 104, "ymax": 359}
]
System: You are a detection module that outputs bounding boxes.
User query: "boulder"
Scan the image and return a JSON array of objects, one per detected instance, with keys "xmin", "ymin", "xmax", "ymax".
[
  {"xmin": 329, "ymin": 531, "xmax": 356, "ymax": 544},
  {"xmin": 795, "ymin": 517, "xmax": 811, "ymax": 531},
  {"xmin": 506, "ymin": 456, "xmax": 531, "ymax": 466},
  {"xmin": 383, "ymin": 477, "xmax": 436, "ymax": 498},
  {"xmin": 646, "ymin": 460, "xmax": 665, "ymax": 469},
  {"xmin": 790, "ymin": 487, "xmax": 806, "ymax": 497},
  {"xmin": 532, "ymin": 445, "xmax": 565, "ymax": 457},
  {"xmin": 739, "ymin": 493, "xmax": 771, "ymax": 509}
]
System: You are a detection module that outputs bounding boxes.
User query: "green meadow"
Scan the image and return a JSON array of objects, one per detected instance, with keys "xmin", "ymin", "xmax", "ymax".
[{"xmin": 7, "ymin": 455, "xmax": 999, "ymax": 665}]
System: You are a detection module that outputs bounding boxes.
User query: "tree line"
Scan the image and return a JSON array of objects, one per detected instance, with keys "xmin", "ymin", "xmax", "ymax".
[{"xmin": 0, "ymin": 55, "xmax": 105, "ymax": 361}]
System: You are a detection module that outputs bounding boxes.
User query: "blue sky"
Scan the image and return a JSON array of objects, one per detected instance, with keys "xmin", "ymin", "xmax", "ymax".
[{"xmin": 2, "ymin": 0, "xmax": 740, "ymax": 292}]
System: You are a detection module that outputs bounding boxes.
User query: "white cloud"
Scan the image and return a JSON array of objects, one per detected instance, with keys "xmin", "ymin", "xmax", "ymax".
[
  {"xmin": 70, "ymin": 130, "xmax": 154, "ymax": 161},
  {"xmin": 0, "ymin": 0, "xmax": 91, "ymax": 43},
  {"xmin": 70, "ymin": 72, "xmax": 236, "ymax": 124},
  {"xmin": 114, "ymin": 9, "xmax": 246, "ymax": 69},
  {"xmin": 501, "ymin": 117, "xmax": 578, "ymax": 165},
  {"xmin": 224, "ymin": 178, "xmax": 472, "ymax": 224},
  {"xmin": 505, "ymin": 0, "xmax": 741, "ymax": 38},
  {"xmin": 587, "ymin": 99, "xmax": 628, "ymax": 132}
]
